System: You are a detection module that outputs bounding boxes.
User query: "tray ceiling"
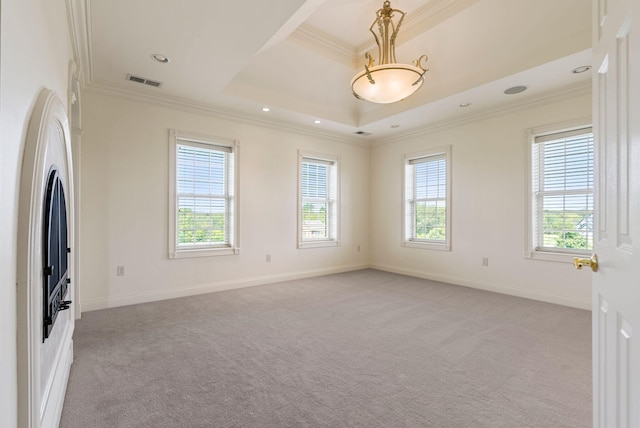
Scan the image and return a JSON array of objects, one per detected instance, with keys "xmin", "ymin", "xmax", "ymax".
[{"xmin": 70, "ymin": 0, "xmax": 592, "ymax": 142}]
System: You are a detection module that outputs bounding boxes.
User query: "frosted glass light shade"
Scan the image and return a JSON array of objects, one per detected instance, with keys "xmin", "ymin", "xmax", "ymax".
[{"xmin": 351, "ymin": 64, "xmax": 424, "ymax": 104}]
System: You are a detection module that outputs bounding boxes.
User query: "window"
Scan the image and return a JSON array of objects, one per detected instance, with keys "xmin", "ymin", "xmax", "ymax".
[
  {"xmin": 403, "ymin": 146, "xmax": 451, "ymax": 250},
  {"xmin": 298, "ymin": 151, "xmax": 339, "ymax": 248},
  {"xmin": 169, "ymin": 130, "xmax": 239, "ymax": 258},
  {"xmin": 527, "ymin": 126, "xmax": 593, "ymax": 260}
]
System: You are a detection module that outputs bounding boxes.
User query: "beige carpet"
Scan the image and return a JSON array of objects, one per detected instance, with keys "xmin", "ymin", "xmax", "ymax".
[{"xmin": 60, "ymin": 269, "xmax": 591, "ymax": 427}]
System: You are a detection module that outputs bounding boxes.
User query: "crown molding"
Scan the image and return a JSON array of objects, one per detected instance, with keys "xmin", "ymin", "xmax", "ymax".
[
  {"xmin": 290, "ymin": 0, "xmax": 481, "ymax": 68},
  {"xmin": 373, "ymin": 80, "xmax": 592, "ymax": 146},
  {"xmin": 65, "ymin": 0, "xmax": 80, "ymax": 68},
  {"xmin": 356, "ymin": 0, "xmax": 481, "ymax": 58},
  {"xmin": 84, "ymin": 0, "xmax": 95, "ymax": 83},
  {"xmin": 85, "ymin": 79, "xmax": 590, "ymax": 149},
  {"xmin": 66, "ymin": 0, "xmax": 94, "ymax": 87},
  {"xmin": 291, "ymin": 24, "xmax": 358, "ymax": 68},
  {"xmin": 84, "ymin": 81, "xmax": 368, "ymax": 147}
]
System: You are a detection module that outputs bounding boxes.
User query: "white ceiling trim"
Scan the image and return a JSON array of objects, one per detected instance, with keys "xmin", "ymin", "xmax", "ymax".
[
  {"xmin": 84, "ymin": 79, "xmax": 590, "ymax": 149},
  {"xmin": 67, "ymin": 0, "xmax": 95, "ymax": 87},
  {"xmin": 84, "ymin": 80, "xmax": 368, "ymax": 147},
  {"xmin": 355, "ymin": 0, "xmax": 482, "ymax": 57},
  {"xmin": 65, "ymin": 0, "xmax": 81, "ymax": 70},
  {"xmin": 258, "ymin": 0, "xmax": 328, "ymax": 54},
  {"xmin": 290, "ymin": 0, "xmax": 481, "ymax": 68},
  {"xmin": 374, "ymin": 80, "xmax": 591, "ymax": 146},
  {"xmin": 291, "ymin": 24, "xmax": 358, "ymax": 67}
]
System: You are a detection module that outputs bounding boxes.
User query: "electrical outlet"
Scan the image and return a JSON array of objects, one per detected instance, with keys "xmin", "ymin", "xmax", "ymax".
[
  {"xmin": 482, "ymin": 258, "xmax": 489, "ymax": 267},
  {"xmin": 116, "ymin": 265, "xmax": 125, "ymax": 276},
  {"xmin": 266, "ymin": 254, "xmax": 271, "ymax": 262}
]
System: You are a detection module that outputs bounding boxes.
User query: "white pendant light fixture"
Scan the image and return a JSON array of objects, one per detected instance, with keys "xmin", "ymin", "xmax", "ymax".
[{"xmin": 351, "ymin": 1, "xmax": 428, "ymax": 104}]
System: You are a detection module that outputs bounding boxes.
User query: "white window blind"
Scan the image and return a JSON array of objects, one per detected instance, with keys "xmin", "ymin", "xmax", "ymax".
[
  {"xmin": 298, "ymin": 153, "xmax": 339, "ymax": 248},
  {"xmin": 169, "ymin": 130, "xmax": 239, "ymax": 258},
  {"xmin": 403, "ymin": 146, "xmax": 451, "ymax": 250},
  {"xmin": 531, "ymin": 128, "xmax": 593, "ymax": 254}
]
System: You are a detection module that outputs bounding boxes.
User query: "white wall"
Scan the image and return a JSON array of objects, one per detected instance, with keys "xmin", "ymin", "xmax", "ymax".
[
  {"xmin": 80, "ymin": 91, "xmax": 371, "ymax": 310},
  {"xmin": 80, "ymin": 90, "xmax": 593, "ymax": 311},
  {"xmin": 0, "ymin": 0, "xmax": 73, "ymax": 425},
  {"xmin": 370, "ymin": 92, "xmax": 593, "ymax": 309}
]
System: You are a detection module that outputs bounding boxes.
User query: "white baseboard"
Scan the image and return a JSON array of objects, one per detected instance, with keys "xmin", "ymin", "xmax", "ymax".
[
  {"xmin": 82, "ymin": 264, "xmax": 369, "ymax": 311},
  {"xmin": 81, "ymin": 263, "xmax": 591, "ymax": 312},
  {"xmin": 370, "ymin": 263, "xmax": 592, "ymax": 310},
  {"xmin": 41, "ymin": 333, "xmax": 73, "ymax": 428}
]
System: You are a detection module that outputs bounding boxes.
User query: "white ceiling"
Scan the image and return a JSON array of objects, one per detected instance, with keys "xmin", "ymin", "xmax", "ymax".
[{"xmin": 74, "ymin": 0, "xmax": 592, "ymax": 142}]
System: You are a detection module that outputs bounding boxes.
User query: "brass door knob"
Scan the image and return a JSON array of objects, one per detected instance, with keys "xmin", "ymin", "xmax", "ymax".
[{"xmin": 574, "ymin": 254, "xmax": 598, "ymax": 272}]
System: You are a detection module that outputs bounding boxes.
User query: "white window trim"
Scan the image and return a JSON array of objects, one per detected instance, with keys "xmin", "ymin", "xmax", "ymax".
[
  {"xmin": 402, "ymin": 145, "xmax": 452, "ymax": 251},
  {"xmin": 524, "ymin": 119, "xmax": 592, "ymax": 263},
  {"xmin": 169, "ymin": 129, "xmax": 240, "ymax": 259},
  {"xmin": 297, "ymin": 150, "xmax": 340, "ymax": 249}
]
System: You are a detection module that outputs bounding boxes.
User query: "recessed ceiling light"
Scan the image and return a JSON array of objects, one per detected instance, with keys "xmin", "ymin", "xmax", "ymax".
[
  {"xmin": 314, "ymin": 120, "xmax": 321, "ymax": 124},
  {"xmin": 504, "ymin": 85, "xmax": 528, "ymax": 95},
  {"xmin": 572, "ymin": 65, "xmax": 592, "ymax": 74},
  {"xmin": 262, "ymin": 107, "xmax": 270, "ymax": 112},
  {"xmin": 390, "ymin": 124, "xmax": 400, "ymax": 128},
  {"xmin": 459, "ymin": 103, "xmax": 471, "ymax": 108},
  {"xmin": 151, "ymin": 54, "xmax": 170, "ymax": 63}
]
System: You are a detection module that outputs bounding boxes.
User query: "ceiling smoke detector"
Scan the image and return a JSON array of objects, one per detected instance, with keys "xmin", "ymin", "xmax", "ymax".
[{"xmin": 126, "ymin": 74, "xmax": 163, "ymax": 88}]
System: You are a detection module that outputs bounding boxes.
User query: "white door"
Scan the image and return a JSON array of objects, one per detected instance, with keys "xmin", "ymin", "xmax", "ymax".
[{"xmin": 592, "ymin": 0, "xmax": 640, "ymax": 426}]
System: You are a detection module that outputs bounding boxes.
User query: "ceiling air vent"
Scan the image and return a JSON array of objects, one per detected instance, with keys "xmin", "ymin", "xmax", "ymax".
[
  {"xmin": 354, "ymin": 131, "xmax": 372, "ymax": 136},
  {"xmin": 126, "ymin": 74, "xmax": 163, "ymax": 88}
]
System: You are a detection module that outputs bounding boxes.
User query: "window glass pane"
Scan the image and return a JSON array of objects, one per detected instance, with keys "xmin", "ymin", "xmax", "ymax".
[
  {"xmin": 541, "ymin": 194, "xmax": 593, "ymax": 251},
  {"xmin": 301, "ymin": 162, "xmax": 328, "ymax": 198},
  {"xmin": 414, "ymin": 159, "xmax": 446, "ymax": 199},
  {"xmin": 177, "ymin": 145, "xmax": 226, "ymax": 196},
  {"xmin": 177, "ymin": 196, "xmax": 227, "ymax": 246},
  {"xmin": 414, "ymin": 200, "xmax": 447, "ymax": 241},
  {"xmin": 541, "ymin": 136, "xmax": 594, "ymax": 192},
  {"xmin": 302, "ymin": 202, "xmax": 328, "ymax": 239}
]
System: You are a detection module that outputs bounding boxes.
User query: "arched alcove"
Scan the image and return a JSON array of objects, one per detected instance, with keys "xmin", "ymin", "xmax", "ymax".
[{"xmin": 17, "ymin": 89, "xmax": 75, "ymax": 428}]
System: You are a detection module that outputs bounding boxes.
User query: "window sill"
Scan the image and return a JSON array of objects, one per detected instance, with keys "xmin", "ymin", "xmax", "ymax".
[
  {"xmin": 524, "ymin": 249, "xmax": 590, "ymax": 263},
  {"xmin": 170, "ymin": 246, "xmax": 240, "ymax": 259},
  {"xmin": 298, "ymin": 240, "xmax": 340, "ymax": 249},
  {"xmin": 402, "ymin": 240, "xmax": 450, "ymax": 251}
]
